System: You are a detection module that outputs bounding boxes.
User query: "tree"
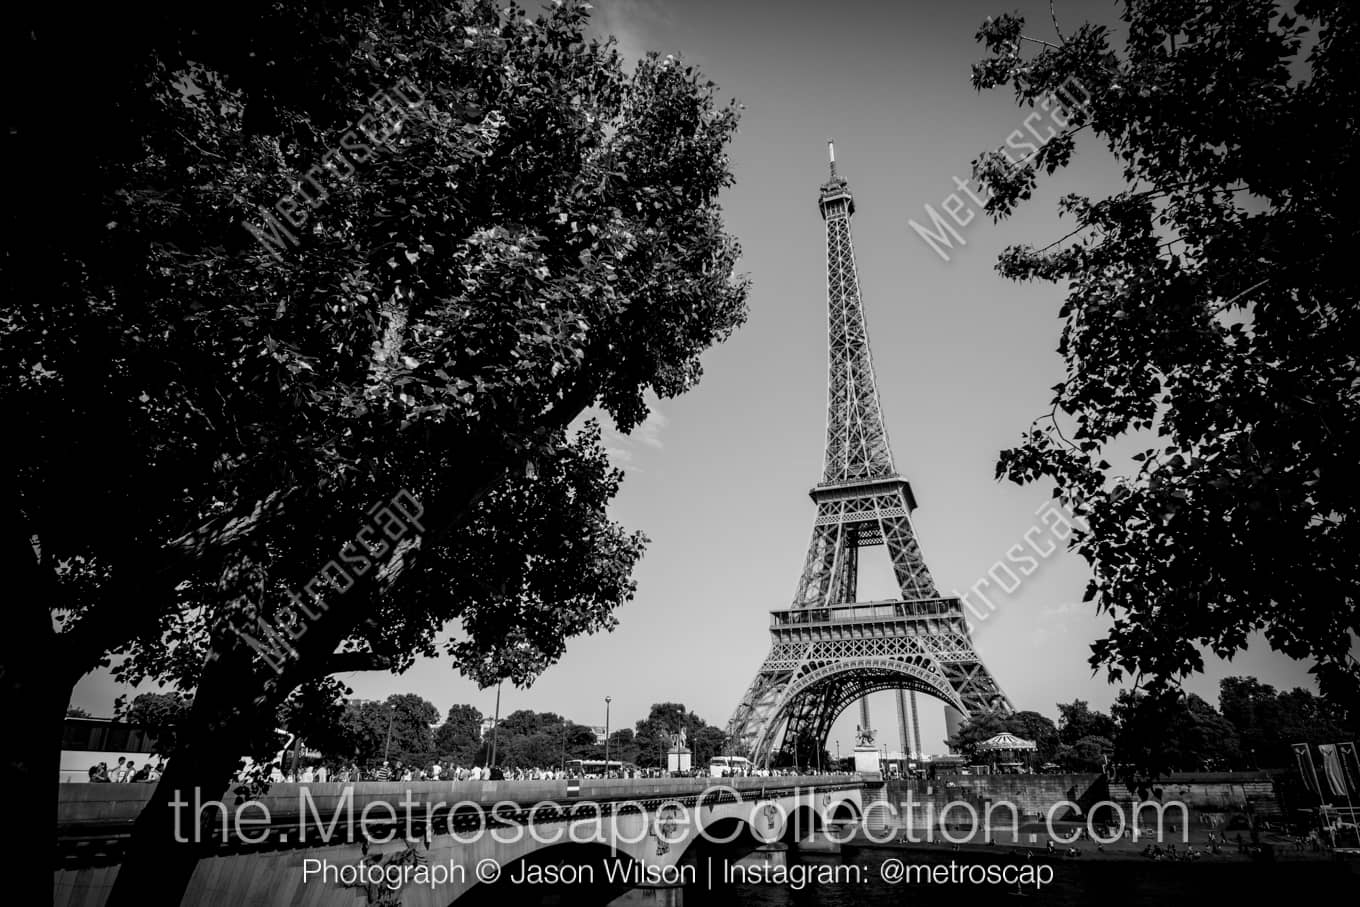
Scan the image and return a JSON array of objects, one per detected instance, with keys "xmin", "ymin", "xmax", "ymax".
[
  {"xmin": 380, "ymin": 694, "xmax": 440, "ymax": 766},
  {"xmin": 605, "ymin": 727, "xmax": 638, "ymax": 765},
  {"xmin": 65, "ymin": 707, "xmax": 90, "ymax": 718},
  {"xmin": 1112, "ymin": 690, "xmax": 1241, "ymax": 776},
  {"xmin": 1219, "ymin": 675, "xmax": 1350, "ymax": 769},
  {"xmin": 973, "ymin": 1, "xmax": 1360, "ymax": 714},
  {"xmin": 472, "ymin": 709, "xmax": 595, "ymax": 769},
  {"xmin": 434, "ymin": 704, "xmax": 483, "ymax": 764},
  {"xmin": 946, "ymin": 712, "xmax": 1010, "ymax": 759},
  {"xmin": 1006, "ymin": 710, "xmax": 1060, "ymax": 763},
  {"xmin": 631, "ymin": 702, "xmax": 727, "ymax": 769},
  {"xmin": 122, "ymin": 693, "xmax": 193, "ymax": 754},
  {"xmin": 304, "ymin": 694, "xmax": 436, "ymax": 767},
  {"xmin": 4, "ymin": 2, "xmax": 746, "ymax": 901},
  {"xmin": 689, "ymin": 725, "xmax": 728, "ymax": 767},
  {"xmin": 1056, "ymin": 699, "xmax": 1117, "ymax": 746},
  {"xmin": 562, "ymin": 722, "xmax": 602, "ymax": 760},
  {"xmin": 1056, "ymin": 735, "xmax": 1114, "ymax": 773},
  {"xmin": 948, "ymin": 710, "xmax": 1057, "ymax": 763}
]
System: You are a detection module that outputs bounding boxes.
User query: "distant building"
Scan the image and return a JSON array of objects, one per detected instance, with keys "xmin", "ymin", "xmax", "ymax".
[
  {"xmin": 589, "ymin": 725, "xmax": 608, "ymax": 744},
  {"xmin": 479, "ymin": 717, "xmax": 496, "ymax": 738}
]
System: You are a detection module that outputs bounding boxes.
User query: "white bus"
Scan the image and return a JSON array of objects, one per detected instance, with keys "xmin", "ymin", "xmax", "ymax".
[
  {"xmin": 61, "ymin": 717, "xmax": 161, "ymax": 782},
  {"xmin": 708, "ymin": 756, "xmax": 751, "ymax": 777}
]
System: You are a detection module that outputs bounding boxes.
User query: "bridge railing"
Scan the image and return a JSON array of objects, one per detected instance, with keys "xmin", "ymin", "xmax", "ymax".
[{"xmin": 58, "ymin": 774, "xmax": 864, "ymax": 831}]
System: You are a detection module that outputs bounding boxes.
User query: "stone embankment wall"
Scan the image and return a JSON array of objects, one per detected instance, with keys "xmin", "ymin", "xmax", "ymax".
[{"xmin": 865, "ymin": 772, "xmax": 1281, "ymax": 830}]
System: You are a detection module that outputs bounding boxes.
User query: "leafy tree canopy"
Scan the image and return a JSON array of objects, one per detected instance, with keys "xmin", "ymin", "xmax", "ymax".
[
  {"xmin": 434, "ymin": 703, "xmax": 483, "ymax": 764},
  {"xmin": 1218, "ymin": 675, "xmax": 1350, "ymax": 768},
  {"xmin": 1057, "ymin": 699, "xmax": 1117, "ymax": 746},
  {"xmin": 8, "ymin": 0, "xmax": 744, "ymax": 792},
  {"xmin": 973, "ymin": 0, "xmax": 1360, "ymax": 709},
  {"xmin": 6, "ymin": 3, "xmax": 746, "ymax": 899},
  {"xmin": 1112, "ymin": 689, "xmax": 1241, "ymax": 776},
  {"xmin": 631, "ymin": 702, "xmax": 728, "ymax": 768},
  {"xmin": 120, "ymin": 692, "xmax": 194, "ymax": 754}
]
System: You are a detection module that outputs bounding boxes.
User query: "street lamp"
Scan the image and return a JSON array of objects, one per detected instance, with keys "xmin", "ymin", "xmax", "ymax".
[
  {"xmin": 383, "ymin": 704, "xmax": 396, "ymax": 763},
  {"xmin": 488, "ymin": 680, "xmax": 503, "ymax": 769},
  {"xmin": 603, "ymin": 696, "xmax": 612, "ymax": 776}
]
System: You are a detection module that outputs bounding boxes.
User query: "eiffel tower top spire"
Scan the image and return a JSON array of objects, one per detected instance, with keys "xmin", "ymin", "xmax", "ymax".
[{"xmin": 817, "ymin": 146, "xmax": 901, "ymax": 490}]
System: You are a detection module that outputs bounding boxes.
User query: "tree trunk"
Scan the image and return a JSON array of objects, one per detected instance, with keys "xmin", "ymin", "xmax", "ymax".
[
  {"xmin": 2, "ymin": 654, "xmax": 67, "ymax": 907},
  {"xmin": 105, "ymin": 452, "xmax": 537, "ymax": 906},
  {"xmin": 104, "ymin": 733, "xmax": 243, "ymax": 907},
  {"xmin": 2, "ymin": 510, "xmax": 70, "ymax": 907}
]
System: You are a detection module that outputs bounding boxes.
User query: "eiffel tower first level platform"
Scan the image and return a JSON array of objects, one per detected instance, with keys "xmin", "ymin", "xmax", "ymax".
[{"xmin": 726, "ymin": 145, "xmax": 1012, "ymax": 765}]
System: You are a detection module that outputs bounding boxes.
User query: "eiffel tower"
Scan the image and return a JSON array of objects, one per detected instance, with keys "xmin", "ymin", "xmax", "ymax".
[{"xmin": 726, "ymin": 144, "xmax": 1013, "ymax": 766}]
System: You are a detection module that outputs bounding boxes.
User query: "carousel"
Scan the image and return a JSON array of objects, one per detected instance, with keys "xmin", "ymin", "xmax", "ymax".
[{"xmin": 976, "ymin": 732, "xmax": 1038, "ymax": 774}]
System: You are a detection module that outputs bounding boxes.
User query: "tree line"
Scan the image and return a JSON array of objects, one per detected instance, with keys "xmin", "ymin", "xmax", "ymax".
[
  {"xmin": 948, "ymin": 676, "xmax": 1357, "ymax": 776},
  {"xmin": 117, "ymin": 692, "xmax": 733, "ymax": 772}
]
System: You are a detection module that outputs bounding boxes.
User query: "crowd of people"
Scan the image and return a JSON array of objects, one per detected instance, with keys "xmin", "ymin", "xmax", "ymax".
[
  {"xmin": 87, "ymin": 756, "xmax": 165, "ymax": 783},
  {"xmin": 241, "ymin": 760, "xmax": 859, "ymax": 783}
]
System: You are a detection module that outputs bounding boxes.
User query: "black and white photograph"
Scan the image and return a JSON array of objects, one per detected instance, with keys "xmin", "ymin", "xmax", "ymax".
[{"xmin": 6, "ymin": 1, "xmax": 1359, "ymax": 904}]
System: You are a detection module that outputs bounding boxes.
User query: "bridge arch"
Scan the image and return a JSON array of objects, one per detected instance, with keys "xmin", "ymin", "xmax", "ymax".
[
  {"xmin": 676, "ymin": 814, "xmax": 764, "ymax": 867},
  {"xmin": 458, "ymin": 840, "xmax": 625, "ymax": 907},
  {"xmin": 757, "ymin": 656, "xmax": 966, "ymax": 762}
]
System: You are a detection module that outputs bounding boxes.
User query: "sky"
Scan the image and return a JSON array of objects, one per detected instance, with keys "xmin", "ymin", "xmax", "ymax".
[{"xmin": 73, "ymin": 0, "xmax": 1321, "ymax": 758}]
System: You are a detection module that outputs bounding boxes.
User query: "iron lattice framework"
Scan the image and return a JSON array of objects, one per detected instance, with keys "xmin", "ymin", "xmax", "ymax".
[{"xmin": 727, "ymin": 148, "xmax": 1012, "ymax": 765}]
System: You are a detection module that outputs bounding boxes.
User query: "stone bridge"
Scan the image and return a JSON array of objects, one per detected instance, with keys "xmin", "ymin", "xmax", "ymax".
[{"xmin": 55, "ymin": 775, "xmax": 865, "ymax": 906}]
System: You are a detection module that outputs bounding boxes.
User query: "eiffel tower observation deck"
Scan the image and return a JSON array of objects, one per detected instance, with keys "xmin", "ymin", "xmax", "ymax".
[{"xmin": 726, "ymin": 145, "xmax": 1013, "ymax": 766}]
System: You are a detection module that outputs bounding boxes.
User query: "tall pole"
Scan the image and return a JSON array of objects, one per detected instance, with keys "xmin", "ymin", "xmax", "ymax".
[
  {"xmin": 383, "ymin": 706, "xmax": 395, "ymax": 763},
  {"xmin": 489, "ymin": 680, "xmax": 502, "ymax": 768},
  {"xmin": 603, "ymin": 696, "xmax": 612, "ymax": 775},
  {"xmin": 910, "ymin": 691, "xmax": 923, "ymax": 758}
]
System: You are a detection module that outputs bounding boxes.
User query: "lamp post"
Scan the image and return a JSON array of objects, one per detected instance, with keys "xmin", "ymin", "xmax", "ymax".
[
  {"xmin": 488, "ymin": 680, "xmax": 502, "ymax": 769},
  {"xmin": 383, "ymin": 705, "xmax": 396, "ymax": 763},
  {"xmin": 603, "ymin": 696, "xmax": 612, "ymax": 776}
]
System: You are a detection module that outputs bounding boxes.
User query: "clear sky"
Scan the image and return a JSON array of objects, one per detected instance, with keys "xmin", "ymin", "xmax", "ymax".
[{"xmin": 73, "ymin": 0, "xmax": 1319, "ymax": 757}]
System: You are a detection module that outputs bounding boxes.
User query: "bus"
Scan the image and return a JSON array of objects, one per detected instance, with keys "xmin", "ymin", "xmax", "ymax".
[
  {"xmin": 63, "ymin": 717, "xmax": 300, "ymax": 783},
  {"xmin": 708, "ymin": 756, "xmax": 752, "ymax": 777},
  {"xmin": 565, "ymin": 759, "xmax": 633, "ymax": 778},
  {"xmin": 61, "ymin": 716, "xmax": 161, "ymax": 783}
]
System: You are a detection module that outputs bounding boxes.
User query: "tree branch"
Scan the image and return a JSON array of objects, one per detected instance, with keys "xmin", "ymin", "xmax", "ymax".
[
  {"xmin": 1050, "ymin": 0, "xmax": 1067, "ymax": 44},
  {"xmin": 1212, "ymin": 278, "xmax": 1270, "ymax": 314},
  {"xmin": 325, "ymin": 651, "xmax": 394, "ymax": 674}
]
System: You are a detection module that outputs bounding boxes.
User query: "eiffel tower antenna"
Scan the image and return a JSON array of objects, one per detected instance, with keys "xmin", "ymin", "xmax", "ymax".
[{"xmin": 726, "ymin": 147, "xmax": 1013, "ymax": 768}]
